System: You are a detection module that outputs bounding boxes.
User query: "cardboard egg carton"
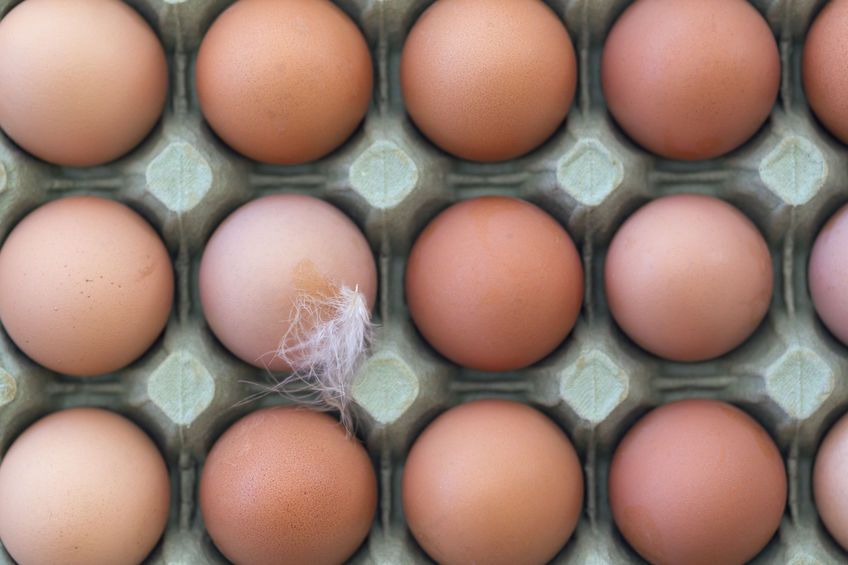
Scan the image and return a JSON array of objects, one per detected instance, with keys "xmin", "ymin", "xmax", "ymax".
[{"xmin": 0, "ymin": 0, "xmax": 847, "ymax": 563}]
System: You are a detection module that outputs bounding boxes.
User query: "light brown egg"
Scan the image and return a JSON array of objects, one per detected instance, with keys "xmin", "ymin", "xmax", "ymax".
[
  {"xmin": 814, "ymin": 411, "xmax": 848, "ymax": 551},
  {"xmin": 405, "ymin": 196, "xmax": 583, "ymax": 371},
  {"xmin": 199, "ymin": 407, "xmax": 377, "ymax": 565},
  {"xmin": 0, "ymin": 408, "xmax": 171, "ymax": 565},
  {"xmin": 0, "ymin": 0, "xmax": 168, "ymax": 167},
  {"xmin": 602, "ymin": 0, "xmax": 780, "ymax": 160},
  {"xmin": 804, "ymin": 0, "xmax": 848, "ymax": 144},
  {"xmin": 198, "ymin": 194, "xmax": 376, "ymax": 371},
  {"xmin": 609, "ymin": 399, "xmax": 786, "ymax": 565},
  {"xmin": 196, "ymin": 0, "xmax": 373, "ymax": 164},
  {"xmin": 402, "ymin": 399, "xmax": 584, "ymax": 565},
  {"xmin": 810, "ymin": 204, "xmax": 848, "ymax": 346},
  {"xmin": 0, "ymin": 196, "xmax": 174, "ymax": 376},
  {"xmin": 401, "ymin": 0, "xmax": 577, "ymax": 162},
  {"xmin": 604, "ymin": 194, "xmax": 772, "ymax": 361}
]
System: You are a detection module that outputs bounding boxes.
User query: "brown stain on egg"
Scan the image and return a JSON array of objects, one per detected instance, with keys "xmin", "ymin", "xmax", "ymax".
[{"xmin": 292, "ymin": 258, "xmax": 336, "ymax": 300}]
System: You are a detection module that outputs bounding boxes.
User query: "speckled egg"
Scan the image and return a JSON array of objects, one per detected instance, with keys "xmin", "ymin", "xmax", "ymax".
[{"xmin": 199, "ymin": 407, "xmax": 377, "ymax": 565}]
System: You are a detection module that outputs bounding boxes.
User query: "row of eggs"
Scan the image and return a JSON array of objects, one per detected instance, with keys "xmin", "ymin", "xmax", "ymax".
[
  {"xmin": 3, "ymin": 0, "xmax": 848, "ymax": 168},
  {"xmin": 3, "ymin": 397, "xmax": 848, "ymax": 565},
  {"xmin": 1, "ymin": 192, "xmax": 846, "ymax": 378}
]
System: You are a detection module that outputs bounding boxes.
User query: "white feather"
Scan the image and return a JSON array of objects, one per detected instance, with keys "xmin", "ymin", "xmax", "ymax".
[{"xmin": 258, "ymin": 284, "xmax": 373, "ymax": 432}]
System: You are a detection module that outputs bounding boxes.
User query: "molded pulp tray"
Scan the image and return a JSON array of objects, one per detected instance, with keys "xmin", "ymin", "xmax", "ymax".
[{"xmin": 0, "ymin": 0, "xmax": 847, "ymax": 563}]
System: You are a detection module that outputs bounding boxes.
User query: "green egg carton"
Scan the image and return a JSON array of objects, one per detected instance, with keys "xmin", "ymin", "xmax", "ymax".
[{"xmin": 1, "ymin": 0, "xmax": 847, "ymax": 563}]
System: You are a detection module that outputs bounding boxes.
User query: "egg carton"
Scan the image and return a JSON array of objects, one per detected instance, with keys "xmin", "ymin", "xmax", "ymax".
[{"xmin": 0, "ymin": 0, "xmax": 846, "ymax": 563}]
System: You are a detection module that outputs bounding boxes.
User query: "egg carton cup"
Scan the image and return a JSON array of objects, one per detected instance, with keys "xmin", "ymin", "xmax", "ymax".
[{"xmin": 0, "ymin": 0, "xmax": 847, "ymax": 563}]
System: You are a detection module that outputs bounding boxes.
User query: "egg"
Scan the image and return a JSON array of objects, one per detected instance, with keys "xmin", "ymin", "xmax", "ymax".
[
  {"xmin": 199, "ymin": 194, "xmax": 376, "ymax": 372},
  {"xmin": 809, "ymin": 204, "xmax": 848, "ymax": 346},
  {"xmin": 0, "ymin": 0, "xmax": 168, "ymax": 167},
  {"xmin": 196, "ymin": 0, "xmax": 373, "ymax": 165},
  {"xmin": 814, "ymin": 411, "xmax": 848, "ymax": 551},
  {"xmin": 405, "ymin": 196, "xmax": 583, "ymax": 371},
  {"xmin": 602, "ymin": 0, "xmax": 780, "ymax": 160},
  {"xmin": 609, "ymin": 399, "xmax": 786, "ymax": 565},
  {"xmin": 400, "ymin": 0, "xmax": 577, "ymax": 162},
  {"xmin": 0, "ymin": 408, "xmax": 170, "ymax": 565},
  {"xmin": 804, "ymin": 0, "xmax": 848, "ymax": 144},
  {"xmin": 200, "ymin": 407, "xmax": 377, "ymax": 565},
  {"xmin": 605, "ymin": 194, "xmax": 772, "ymax": 362},
  {"xmin": 402, "ymin": 399, "xmax": 583, "ymax": 565},
  {"xmin": 0, "ymin": 196, "xmax": 174, "ymax": 376}
]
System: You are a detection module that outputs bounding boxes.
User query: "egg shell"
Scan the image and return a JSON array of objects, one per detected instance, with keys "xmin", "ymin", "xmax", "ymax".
[
  {"xmin": 0, "ymin": 408, "xmax": 170, "ymax": 565},
  {"xmin": 601, "ymin": 0, "xmax": 780, "ymax": 160},
  {"xmin": 609, "ymin": 399, "xmax": 787, "ymax": 565},
  {"xmin": 196, "ymin": 0, "xmax": 373, "ymax": 165},
  {"xmin": 809, "ymin": 203, "xmax": 848, "ymax": 346},
  {"xmin": 0, "ymin": 0, "xmax": 168, "ymax": 167},
  {"xmin": 0, "ymin": 196, "xmax": 174, "ymax": 376},
  {"xmin": 814, "ymin": 411, "xmax": 848, "ymax": 552},
  {"xmin": 198, "ymin": 193, "xmax": 376, "ymax": 371},
  {"xmin": 804, "ymin": 0, "xmax": 848, "ymax": 144},
  {"xmin": 199, "ymin": 407, "xmax": 377, "ymax": 565},
  {"xmin": 405, "ymin": 196, "xmax": 584, "ymax": 371},
  {"xmin": 402, "ymin": 399, "xmax": 584, "ymax": 565},
  {"xmin": 400, "ymin": 0, "xmax": 577, "ymax": 162},
  {"xmin": 604, "ymin": 194, "xmax": 773, "ymax": 361}
]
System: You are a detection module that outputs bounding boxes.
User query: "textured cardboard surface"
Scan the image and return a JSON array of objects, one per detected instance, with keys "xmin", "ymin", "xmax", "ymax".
[{"xmin": 1, "ymin": 0, "xmax": 847, "ymax": 563}]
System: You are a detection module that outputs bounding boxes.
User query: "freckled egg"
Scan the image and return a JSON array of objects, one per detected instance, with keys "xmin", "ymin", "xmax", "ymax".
[
  {"xmin": 198, "ymin": 194, "xmax": 376, "ymax": 371},
  {"xmin": 0, "ymin": 408, "xmax": 171, "ymax": 565},
  {"xmin": 814, "ymin": 411, "xmax": 848, "ymax": 552},
  {"xmin": 401, "ymin": 0, "xmax": 577, "ymax": 162},
  {"xmin": 604, "ymin": 194, "xmax": 773, "ymax": 361},
  {"xmin": 0, "ymin": 0, "xmax": 168, "ymax": 166},
  {"xmin": 804, "ymin": 0, "xmax": 848, "ymax": 144},
  {"xmin": 199, "ymin": 407, "xmax": 377, "ymax": 565},
  {"xmin": 0, "ymin": 196, "xmax": 174, "ymax": 376},
  {"xmin": 809, "ymin": 203, "xmax": 848, "ymax": 346},
  {"xmin": 402, "ymin": 399, "xmax": 584, "ymax": 565},
  {"xmin": 602, "ymin": 0, "xmax": 780, "ymax": 160},
  {"xmin": 609, "ymin": 399, "xmax": 786, "ymax": 565},
  {"xmin": 196, "ymin": 0, "xmax": 373, "ymax": 164},
  {"xmin": 405, "ymin": 196, "xmax": 583, "ymax": 372}
]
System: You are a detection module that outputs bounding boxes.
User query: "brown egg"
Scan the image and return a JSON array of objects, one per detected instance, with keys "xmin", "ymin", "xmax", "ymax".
[
  {"xmin": 0, "ymin": 0, "xmax": 167, "ymax": 167},
  {"xmin": 0, "ymin": 196, "xmax": 174, "ymax": 376},
  {"xmin": 605, "ymin": 194, "xmax": 772, "ymax": 361},
  {"xmin": 199, "ymin": 407, "xmax": 377, "ymax": 565},
  {"xmin": 804, "ymin": 0, "xmax": 848, "ymax": 144},
  {"xmin": 199, "ymin": 194, "xmax": 376, "ymax": 371},
  {"xmin": 602, "ymin": 0, "xmax": 780, "ymax": 160},
  {"xmin": 196, "ymin": 0, "xmax": 373, "ymax": 164},
  {"xmin": 814, "ymin": 411, "xmax": 848, "ymax": 551},
  {"xmin": 402, "ymin": 399, "xmax": 583, "ymax": 565},
  {"xmin": 405, "ymin": 196, "xmax": 583, "ymax": 371},
  {"xmin": 0, "ymin": 408, "xmax": 170, "ymax": 565},
  {"xmin": 609, "ymin": 399, "xmax": 786, "ymax": 565},
  {"xmin": 401, "ymin": 0, "xmax": 576, "ymax": 162},
  {"xmin": 810, "ymin": 204, "xmax": 848, "ymax": 345}
]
